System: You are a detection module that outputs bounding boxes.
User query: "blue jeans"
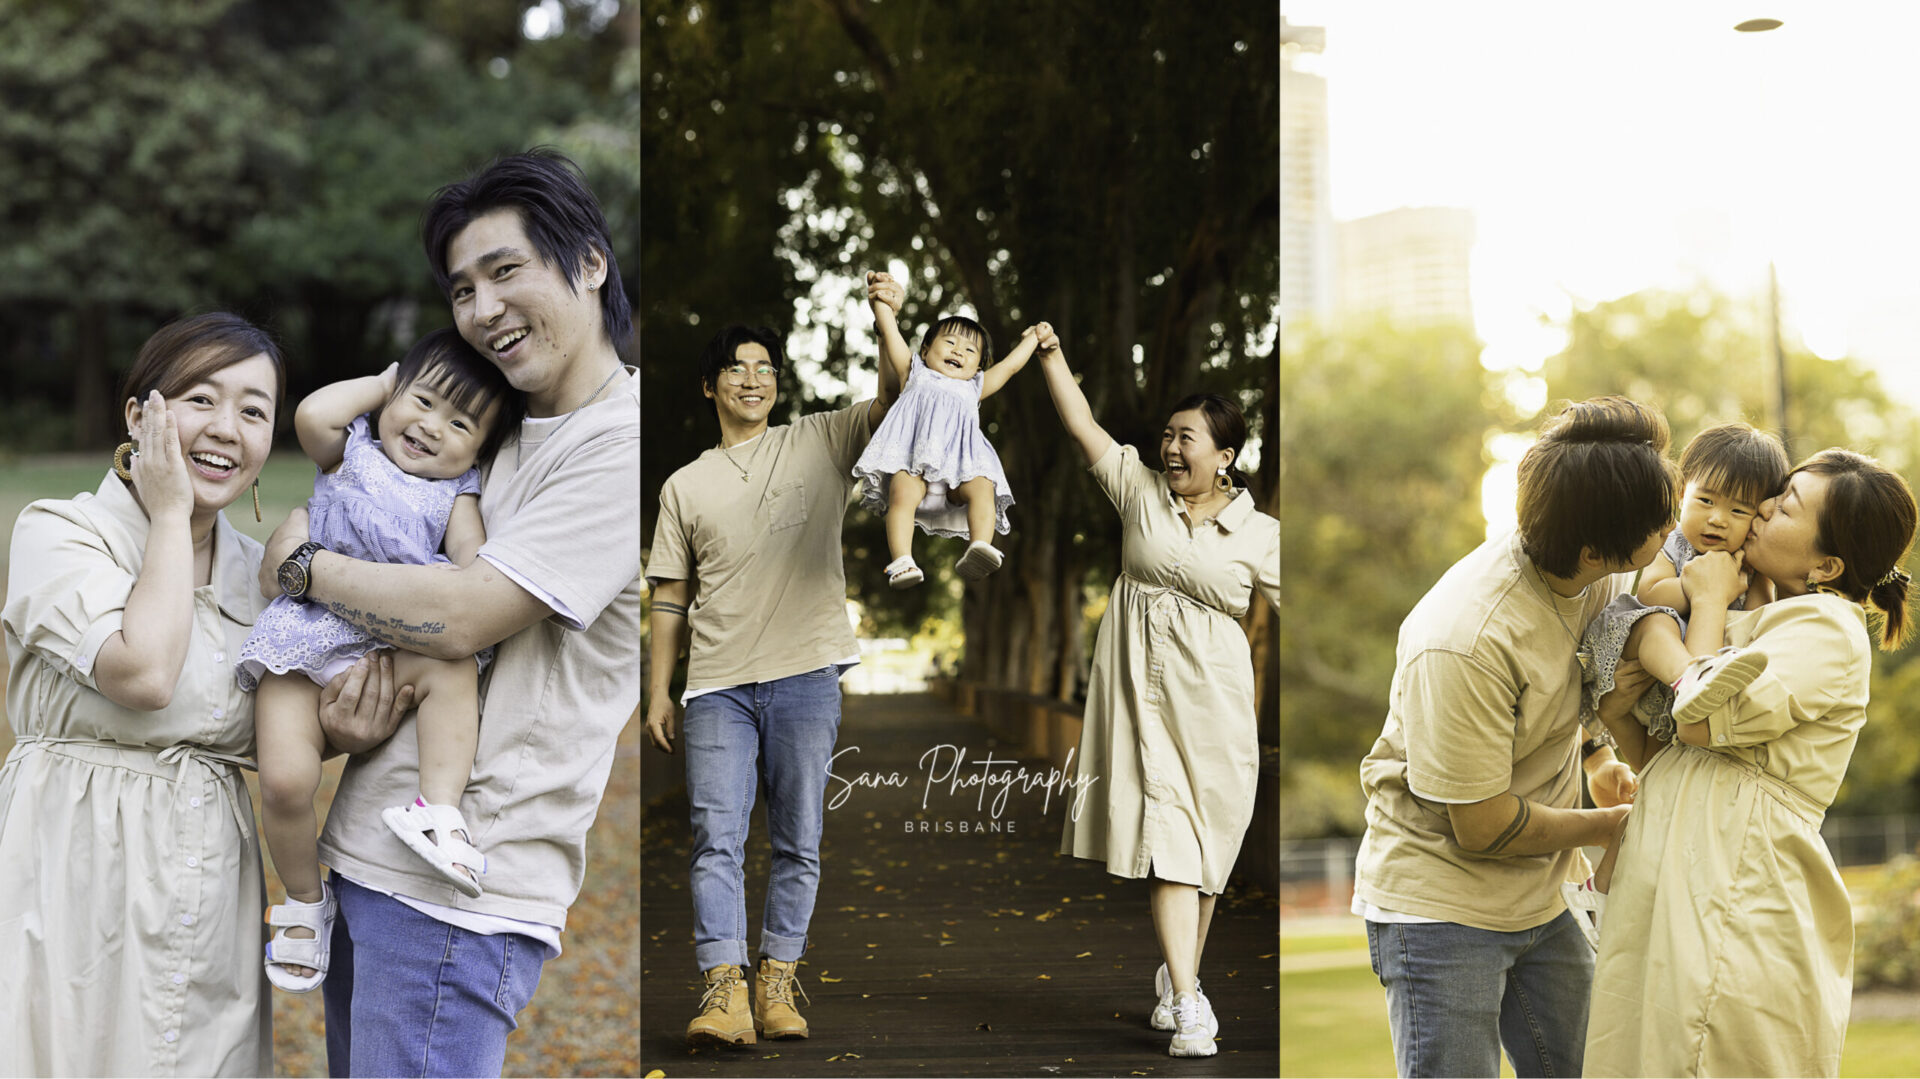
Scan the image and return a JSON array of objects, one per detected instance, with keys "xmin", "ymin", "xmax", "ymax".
[
  {"xmin": 683, "ymin": 666, "xmax": 843, "ymax": 971},
  {"xmin": 1366, "ymin": 912, "xmax": 1592, "ymax": 1078},
  {"xmin": 322, "ymin": 875, "xmax": 547, "ymax": 1078}
]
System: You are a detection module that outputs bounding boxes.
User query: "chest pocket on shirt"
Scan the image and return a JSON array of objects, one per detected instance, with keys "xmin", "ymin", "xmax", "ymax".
[{"xmin": 768, "ymin": 480, "xmax": 808, "ymax": 532}]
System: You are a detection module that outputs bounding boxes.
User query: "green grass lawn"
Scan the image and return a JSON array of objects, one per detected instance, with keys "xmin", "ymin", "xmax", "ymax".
[{"xmin": 1282, "ymin": 935, "xmax": 1920, "ymax": 1078}]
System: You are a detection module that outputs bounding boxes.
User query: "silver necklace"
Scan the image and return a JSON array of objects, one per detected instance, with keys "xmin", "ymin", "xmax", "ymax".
[
  {"xmin": 1533, "ymin": 562, "xmax": 1593, "ymax": 676},
  {"xmin": 718, "ymin": 432, "xmax": 764, "ymax": 483},
  {"xmin": 516, "ymin": 363, "xmax": 625, "ymax": 469}
]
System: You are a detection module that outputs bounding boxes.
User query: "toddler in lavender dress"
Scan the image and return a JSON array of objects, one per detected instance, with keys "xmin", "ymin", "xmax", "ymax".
[
  {"xmin": 851, "ymin": 270, "xmax": 1043, "ymax": 588},
  {"xmin": 239, "ymin": 328, "xmax": 522, "ymax": 993}
]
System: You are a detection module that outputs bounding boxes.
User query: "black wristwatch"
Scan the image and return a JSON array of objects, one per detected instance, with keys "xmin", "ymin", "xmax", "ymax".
[
  {"xmin": 1580, "ymin": 736, "xmax": 1607, "ymax": 761},
  {"xmin": 278, "ymin": 541, "xmax": 327, "ymax": 603}
]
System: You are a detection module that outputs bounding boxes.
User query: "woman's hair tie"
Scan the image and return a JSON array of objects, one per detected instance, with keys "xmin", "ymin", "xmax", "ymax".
[{"xmin": 1877, "ymin": 566, "xmax": 1912, "ymax": 588}]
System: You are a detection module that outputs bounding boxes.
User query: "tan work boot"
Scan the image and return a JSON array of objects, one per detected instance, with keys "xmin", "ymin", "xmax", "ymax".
[
  {"xmin": 754, "ymin": 956, "xmax": 811, "ymax": 1039},
  {"xmin": 686, "ymin": 964, "xmax": 755, "ymax": 1046}
]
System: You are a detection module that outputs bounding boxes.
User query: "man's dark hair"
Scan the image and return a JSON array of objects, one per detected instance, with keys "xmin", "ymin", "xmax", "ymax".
[
  {"xmin": 422, "ymin": 147, "xmax": 632, "ymax": 350},
  {"xmin": 1517, "ymin": 396, "xmax": 1677, "ymax": 577},
  {"xmin": 381, "ymin": 327, "xmax": 526, "ymax": 464},
  {"xmin": 699, "ymin": 325, "xmax": 786, "ymax": 393}
]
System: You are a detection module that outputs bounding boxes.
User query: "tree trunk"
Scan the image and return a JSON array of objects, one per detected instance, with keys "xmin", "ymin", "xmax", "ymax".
[{"xmin": 73, "ymin": 308, "xmax": 113, "ymax": 450}]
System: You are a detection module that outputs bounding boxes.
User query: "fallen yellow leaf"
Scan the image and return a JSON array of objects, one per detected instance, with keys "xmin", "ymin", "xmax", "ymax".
[
  {"xmin": 820, "ymin": 974, "xmax": 843, "ymax": 983},
  {"xmin": 645, "ymin": 1072, "xmax": 666, "ymax": 1078},
  {"xmin": 1036, "ymin": 973, "xmax": 1051, "ymax": 980},
  {"xmin": 1075, "ymin": 951, "xmax": 1093, "ymax": 958},
  {"xmin": 1034, "ymin": 910, "xmax": 1057, "ymax": 923},
  {"xmin": 919, "ymin": 972, "xmax": 933, "ymax": 978}
]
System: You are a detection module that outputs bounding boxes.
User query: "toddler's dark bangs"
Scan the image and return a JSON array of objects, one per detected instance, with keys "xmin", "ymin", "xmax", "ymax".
[
  {"xmin": 408, "ymin": 353, "xmax": 508, "ymax": 429},
  {"xmin": 1690, "ymin": 458, "xmax": 1784, "ymax": 509}
]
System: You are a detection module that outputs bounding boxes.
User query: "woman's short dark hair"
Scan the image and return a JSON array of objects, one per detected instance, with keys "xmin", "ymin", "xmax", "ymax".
[
  {"xmin": 1680, "ymin": 422, "xmax": 1790, "ymax": 508},
  {"xmin": 698, "ymin": 325, "xmax": 786, "ymax": 392},
  {"xmin": 422, "ymin": 147, "xmax": 632, "ymax": 351},
  {"xmin": 120, "ymin": 312, "xmax": 287, "ymax": 430},
  {"xmin": 1517, "ymin": 396, "xmax": 1678, "ymax": 577},
  {"xmin": 917, "ymin": 316, "xmax": 994, "ymax": 371},
  {"xmin": 380, "ymin": 327, "xmax": 525, "ymax": 464},
  {"xmin": 1168, "ymin": 392, "xmax": 1251, "ymax": 489},
  {"xmin": 1795, "ymin": 448, "xmax": 1917, "ymax": 650}
]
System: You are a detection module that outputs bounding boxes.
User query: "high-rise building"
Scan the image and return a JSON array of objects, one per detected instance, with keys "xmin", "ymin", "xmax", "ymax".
[
  {"xmin": 1281, "ymin": 18, "xmax": 1334, "ymax": 329},
  {"xmin": 1337, "ymin": 206, "xmax": 1477, "ymax": 331}
]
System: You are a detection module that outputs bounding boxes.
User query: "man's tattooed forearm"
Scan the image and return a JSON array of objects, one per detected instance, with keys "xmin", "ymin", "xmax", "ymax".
[{"xmin": 324, "ymin": 602, "xmax": 447, "ymax": 650}]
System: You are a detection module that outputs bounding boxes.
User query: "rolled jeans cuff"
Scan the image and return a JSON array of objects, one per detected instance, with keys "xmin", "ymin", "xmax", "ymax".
[
  {"xmin": 760, "ymin": 929, "xmax": 807, "ymax": 963},
  {"xmin": 696, "ymin": 939, "xmax": 750, "ymax": 972}
]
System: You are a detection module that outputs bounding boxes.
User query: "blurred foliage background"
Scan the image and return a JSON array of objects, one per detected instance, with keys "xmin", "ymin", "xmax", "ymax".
[
  {"xmin": 1280, "ymin": 289, "xmax": 1920, "ymax": 838},
  {"xmin": 640, "ymin": 0, "xmax": 1279, "ymax": 724},
  {"xmin": 0, "ymin": 0, "xmax": 639, "ymax": 452}
]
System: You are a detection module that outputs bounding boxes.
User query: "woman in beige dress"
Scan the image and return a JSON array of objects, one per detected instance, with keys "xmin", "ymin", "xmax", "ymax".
[
  {"xmin": 0, "ymin": 314, "xmax": 287, "ymax": 1076},
  {"xmin": 1035, "ymin": 331, "xmax": 1279, "ymax": 1059},
  {"xmin": 1586, "ymin": 448, "xmax": 1916, "ymax": 1077}
]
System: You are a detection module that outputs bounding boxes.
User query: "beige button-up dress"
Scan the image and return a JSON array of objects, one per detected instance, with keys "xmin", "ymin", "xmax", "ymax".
[
  {"xmin": 0, "ymin": 473, "xmax": 270, "ymax": 1077},
  {"xmin": 1060, "ymin": 443, "xmax": 1281, "ymax": 894},
  {"xmin": 1585, "ymin": 593, "xmax": 1870, "ymax": 1077}
]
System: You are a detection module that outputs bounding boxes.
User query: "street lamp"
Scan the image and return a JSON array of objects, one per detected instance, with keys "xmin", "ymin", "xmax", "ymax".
[{"xmin": 1736, "ymin": 16, "xmax": 1792, "ymax": 456}]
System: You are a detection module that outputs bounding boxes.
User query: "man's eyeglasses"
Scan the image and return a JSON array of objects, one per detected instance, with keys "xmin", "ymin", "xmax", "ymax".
[{"xmin": 720, "ymin": 363, "xmax": 776, "ymax": 384}]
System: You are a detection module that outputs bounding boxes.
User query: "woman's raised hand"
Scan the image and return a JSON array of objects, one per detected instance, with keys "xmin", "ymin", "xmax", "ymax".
[
  {"xmin": 130, "ymin": 390, "xmax": 194, "ymax": 520},
  {"xmin": 866, "ymin": 271, "xmax": 904, "ymax": 313},
  {"xmin": 1681, "ymin": 549, "xmax": 1749, "ymax": 608}
]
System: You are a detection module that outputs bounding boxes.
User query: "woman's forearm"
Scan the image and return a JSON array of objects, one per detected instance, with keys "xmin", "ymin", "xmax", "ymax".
[{"xmin": 1038, "ymin": 351, "xmax": 1112, "ymax": 464}]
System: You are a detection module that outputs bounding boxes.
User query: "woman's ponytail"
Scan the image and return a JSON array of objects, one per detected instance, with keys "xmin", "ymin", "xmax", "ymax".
[{"xmin": 1869, "ymin": 566, "xmax": 1913, "ymax": 650}]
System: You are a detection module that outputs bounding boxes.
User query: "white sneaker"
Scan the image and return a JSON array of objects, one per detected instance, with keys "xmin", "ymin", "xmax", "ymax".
[
  {"xmin": 1672, "ymin": 646, "xmax": 1768, "ymax": 727},
  {"xmin": 1151, "ymin": 963, "xmax": 1216, "ymax": 1034},
  {"xmin": 1560, "ymin": 878, "xmax": 1608, "ymax": 951},
  {"xmin": 1168, "ymin": 991, "xmax": 1217, "ymax": 1057}
]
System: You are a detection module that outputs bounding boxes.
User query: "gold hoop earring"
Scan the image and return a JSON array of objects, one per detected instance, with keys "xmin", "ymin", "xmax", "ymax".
[
  {"xmin": 1216, "ymin": 466, "xmax": 1233, "ymax": 494},
  {"xmin": 112, "ymin": 441, "xmax": 136, "ymax": 482},
  {"xmin": 252, "ymin": 478, "xmax": 262, "ymax": 522}
]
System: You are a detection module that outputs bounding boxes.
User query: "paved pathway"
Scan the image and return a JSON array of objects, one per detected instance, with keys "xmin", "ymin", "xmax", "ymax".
[{"xmin": 640, "ymin": 693, "xmax": 1279, "ymax": 1077}]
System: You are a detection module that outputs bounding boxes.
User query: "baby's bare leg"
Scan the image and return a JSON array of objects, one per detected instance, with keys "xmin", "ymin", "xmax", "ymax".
[
  {"xmin": 1623, "ymin": 613, "xmax": 1690, "ymax": 686},
  {"xmin": 393, "ymin": 650, "xmax": 481, "ymax": 809},
  {"xmin": 954, "ymin": 476, "xmax": 998, "ymax": 545},
  {"xmin": 886, "ymin": 471, "xmax": 929, "ymax": 563},
  {"xmin": 257, "ymin": 672, "xmax": 329, "ymax": 904}
]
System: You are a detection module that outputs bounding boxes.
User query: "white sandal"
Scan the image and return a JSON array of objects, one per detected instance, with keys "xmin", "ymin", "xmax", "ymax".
[
  {"xmin": 381, "ymin": 798, "xmax": 487, "ymax": 898},
  {"xmin": 885, "ymin": 555, "xmax": 924, "ymax": 589},
  {"xmin": 264, "ymin": 880, "xmax": 336, "ymax": 993},
  {"xmin": 955, "ymin": 541, "xmax": 1003, "ymax": 581}
]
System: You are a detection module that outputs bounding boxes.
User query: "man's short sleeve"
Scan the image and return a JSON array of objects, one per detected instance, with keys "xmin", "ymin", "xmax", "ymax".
[
  {"xmin": 647, "ymin": 478, "xmax": 691, "ymax": 585},
  {"xmin": 813, "ymin": 400, "xmax": 876, "ymax": 474},
  {"xmin": 1, "ymin": 503, "xmax": 133, "ymax": 690},
  {"xmin": 477, "ymin": 429, "xmax": 640, "ymax": 632},
  {"xmin": 1398, "ymin": 648, "xmax": 1519, "ymax": 804}
]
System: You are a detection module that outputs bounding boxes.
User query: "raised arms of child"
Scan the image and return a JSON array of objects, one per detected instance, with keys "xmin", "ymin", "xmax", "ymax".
[
  {"xmin": 295, "ymin": 363, "xmax": 398, "ymax": 473},
  {"xmin": 980, "ymin": 323, "xmax": 1046, "ymax": 402}
]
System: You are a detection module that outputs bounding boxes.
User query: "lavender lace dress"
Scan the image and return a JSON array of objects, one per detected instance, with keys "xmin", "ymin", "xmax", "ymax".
[
  {"xmin": 1578, "ymin": 530, "xmax": 1747, "ymax": 741},
  {"xmin": 852, "ymin": 354, "xmax": 1014, "ymax": 538},
  {"xmin": 236, "ymin": 415, "xmax": 484, "ymax": 690}
]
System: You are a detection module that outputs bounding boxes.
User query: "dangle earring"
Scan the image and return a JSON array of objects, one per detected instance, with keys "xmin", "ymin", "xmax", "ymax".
[
  {"xmin": 112, "ymin": 438, "xmax": 137, "ymax": 482},
  {"xmin": 1216, "ymin": 465, "xmax": 1233, "ymax": 494},
  {"xmin": 252, "ymin": 478, "xmax": 262, "ymax": 522}
]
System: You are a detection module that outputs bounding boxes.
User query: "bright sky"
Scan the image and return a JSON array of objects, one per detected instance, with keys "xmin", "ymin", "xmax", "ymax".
[{"xmin": 1288, "ymin": 0, "xmax": 1920, "ymax": 530}]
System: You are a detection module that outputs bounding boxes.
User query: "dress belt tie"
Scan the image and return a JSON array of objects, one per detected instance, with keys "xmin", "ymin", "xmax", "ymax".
[{"xmin": 10, "ymin": 736, "xmax": 257, "ymax": 840}]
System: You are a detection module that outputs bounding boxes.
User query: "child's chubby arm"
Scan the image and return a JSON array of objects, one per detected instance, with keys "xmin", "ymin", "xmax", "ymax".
[
  {"xmin": 867, "ymin": 271, "xmax": 910, "ymax": 402},
  {"xmin": 442, "ymin": 494, "xmax": 486, "ymax": 567},
  {"xmin": 980, "ymin": 323, "xmax": 1043, "ymax": 401},
  {"xmin": 297, "ymin": 363, "xmax": 398, "ymax": 472},
  {"xmin": 1635, "ymin": 545, "xmax": 1689, "ymax": 614}
]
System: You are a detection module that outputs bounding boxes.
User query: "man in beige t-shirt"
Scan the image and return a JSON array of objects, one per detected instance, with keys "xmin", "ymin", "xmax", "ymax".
[
  {"xmin": 645, "ymin": 274, "xmax": 904, "ymax": 1046},
  {"xmin": 1352, "ymin": 396, "xmax": 1675, "ymax": 1078}
]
